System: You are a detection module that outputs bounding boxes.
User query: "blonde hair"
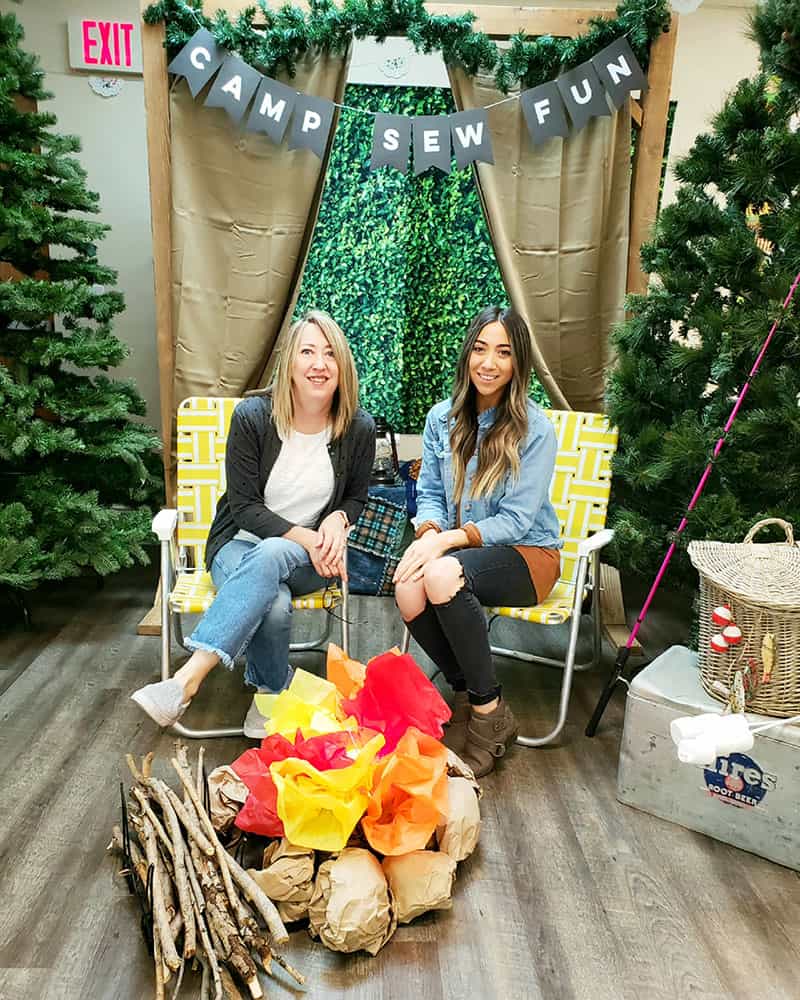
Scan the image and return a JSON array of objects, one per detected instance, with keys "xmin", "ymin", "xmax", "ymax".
[
  {"xmin": 271, "ymin": 310, "xmax": 359, "ymax": 440},
  {"xmin": 449, "ymin": 307, "xmax": 533, "ymax": 503}
]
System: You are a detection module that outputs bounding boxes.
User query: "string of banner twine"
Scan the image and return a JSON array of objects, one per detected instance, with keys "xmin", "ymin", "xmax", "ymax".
[{"xmin": 178, "ymin": 0, "xmax": 665, "ymax": 118}]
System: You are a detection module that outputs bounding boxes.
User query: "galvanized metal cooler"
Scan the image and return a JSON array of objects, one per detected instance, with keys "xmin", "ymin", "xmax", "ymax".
[{"xmin": 617, "ymin": 645, "xmax": 800, "ymax": 871}]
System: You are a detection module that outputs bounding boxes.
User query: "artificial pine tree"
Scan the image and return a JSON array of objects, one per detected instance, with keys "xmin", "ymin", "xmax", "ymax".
[
  {"xmin": 607, "ymin": 0, "xmax": 800, "ymax": 583},
  {"xmin": 0, "ymin": 13, "xmax": 161, "ymax": 596}
]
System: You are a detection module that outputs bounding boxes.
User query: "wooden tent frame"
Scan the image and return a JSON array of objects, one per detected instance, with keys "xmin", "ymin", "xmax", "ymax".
[
  {"xmin": 139, "ymin": 1, "xmax": 678, "ymax": 502},
  {"xmin": 137, "ymin": 2, "xmax": 672, "ymax": 641}
]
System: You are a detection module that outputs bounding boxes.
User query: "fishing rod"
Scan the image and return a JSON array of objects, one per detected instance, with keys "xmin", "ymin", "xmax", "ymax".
[{"xmin": 586, "ymin": 268, "xmax": 800, "ymax": 737}]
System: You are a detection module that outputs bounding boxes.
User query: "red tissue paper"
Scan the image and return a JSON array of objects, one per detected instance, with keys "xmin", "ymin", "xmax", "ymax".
[{"xmin": 343, "ymin": 652, "xmax": 451, "ymax": 755}]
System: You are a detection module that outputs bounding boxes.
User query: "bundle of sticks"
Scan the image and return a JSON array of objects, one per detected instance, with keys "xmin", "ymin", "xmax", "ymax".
[{"xmin": 108, "ymin": 746, "xmax": 305, "ymax": 1000}]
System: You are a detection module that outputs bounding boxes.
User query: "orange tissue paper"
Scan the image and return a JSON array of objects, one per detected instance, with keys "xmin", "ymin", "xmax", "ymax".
[
  {"xmin": 326, "ymin": 643, "xmax": 367, "ymax": 700},
  {"xmin": 362, "ymin": 726, "xmax": 449, "ymax": 855}
]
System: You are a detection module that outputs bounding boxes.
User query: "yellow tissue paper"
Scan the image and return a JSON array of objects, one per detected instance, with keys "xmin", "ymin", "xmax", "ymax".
[
  {"xmin": 271, "ymin": 733, "xmax": 385, "ymax": 851},
  {"xmin": 255, "ymin": 668, "xmax": 356, "ymax": 741}
]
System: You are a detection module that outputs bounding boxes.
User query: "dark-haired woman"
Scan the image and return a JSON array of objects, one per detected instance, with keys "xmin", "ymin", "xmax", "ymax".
[{"xmin": 394, "ymin": 306, "xmax": 561, "ymax": 777}]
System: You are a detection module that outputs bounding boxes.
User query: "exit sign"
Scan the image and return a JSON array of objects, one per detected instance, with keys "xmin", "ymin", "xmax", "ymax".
[{"xmin": 67, "ymin": 17, "xmax": 143, "ymax": 74}]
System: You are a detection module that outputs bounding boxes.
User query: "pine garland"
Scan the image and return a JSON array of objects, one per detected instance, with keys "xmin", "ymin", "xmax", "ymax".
[
  {"xmin": 143, "ymin": 0, "xmax": 670, "ymax": 94},
  {"xmin": 751, "ymin": 0, "xmax": 800, "ymax": 96}
]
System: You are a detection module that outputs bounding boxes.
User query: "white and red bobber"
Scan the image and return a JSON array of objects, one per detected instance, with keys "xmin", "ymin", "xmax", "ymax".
[
  {"xmin": 710, "ymin": 633, "xmax": 729, "ymax": 654},
  {"xmin": 722, "ymin": 624, "xmax": 743, "ymax": 646},
  {"xmin": 711, "ymin": 604, "xmax": 733, "ymax": 627}
]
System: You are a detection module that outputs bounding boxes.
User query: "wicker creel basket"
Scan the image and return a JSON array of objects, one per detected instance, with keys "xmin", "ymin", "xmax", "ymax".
[{"xmin": 688, "ymin": 518, "xmax": 800, "ymax": 717}]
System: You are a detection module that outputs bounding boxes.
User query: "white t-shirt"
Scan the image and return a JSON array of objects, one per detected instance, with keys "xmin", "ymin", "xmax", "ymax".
[{"xmin": 235, "ymin": 427, "xmax": 335, "ymax": 543}]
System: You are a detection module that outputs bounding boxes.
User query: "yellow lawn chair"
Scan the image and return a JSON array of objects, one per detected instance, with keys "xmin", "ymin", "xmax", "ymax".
[
  {"xmin": 151, "ymin": 397, "xmax": 349, "ymax": 739},
  {"xmin": 401, "ymin": 410, "xmax": 618, "ymax": 747}
]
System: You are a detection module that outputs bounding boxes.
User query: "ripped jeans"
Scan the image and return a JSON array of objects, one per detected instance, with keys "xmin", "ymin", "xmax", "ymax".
[
  {"xmin": 403, "ymin": 546, "xmax": 536, "ymax": 704},
  {"xmin": 185, "ymin": 536, "xmax": 326, "ymax": 692}
]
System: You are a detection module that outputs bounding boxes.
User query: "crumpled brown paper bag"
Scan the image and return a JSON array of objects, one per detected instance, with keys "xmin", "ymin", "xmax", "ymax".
[
  {"xmin": 206, "ymin": 765, "xmax": 249, "ymax": 832},
  {"xmin": 445, "ymin": 749, "xmax": 481, "ymax": 795},
  {"xmin": 435, "ymin": 776, "xmax": 481, "ymax": 861},
  {"xmin": 382, "ymin": 850, "xmax": 456, "ymax": 924},
  {"xmin": 308, "ymin": 848, "xmax": 396, "ymax": 955},
  {"xmin": 247, "ymin": 838, "xmax": 315, "ymax": 923}
]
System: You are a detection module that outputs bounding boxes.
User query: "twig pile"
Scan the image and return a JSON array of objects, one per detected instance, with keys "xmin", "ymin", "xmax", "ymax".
[{"xmin": 108, "ymin": 746, "xmax": 305, "ymax": 1000}]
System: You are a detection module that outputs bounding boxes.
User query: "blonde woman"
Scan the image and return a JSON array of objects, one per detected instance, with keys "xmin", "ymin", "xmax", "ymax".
[
  {"xmin": 133, "ymin": 311, "xmax": 375, "ymax": 736},
  {"xmin": 394, "ymin": 306, "xmax": 561, "ymax": 777}
]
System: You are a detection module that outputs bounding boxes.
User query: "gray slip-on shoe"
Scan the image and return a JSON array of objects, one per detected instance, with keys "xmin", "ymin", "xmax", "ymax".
[
  {"xmin": 131, "ymin": 678, "xmax": 190, "ymax": 728},
  {"xmin": 243, "ymin": 695, "xmax": 272, "ymax": 740}
]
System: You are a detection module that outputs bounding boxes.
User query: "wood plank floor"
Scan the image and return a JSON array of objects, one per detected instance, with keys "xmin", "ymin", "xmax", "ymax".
[{"xmin": 0, "ymin": 567, "xmax": 797, "ymax": 1000}]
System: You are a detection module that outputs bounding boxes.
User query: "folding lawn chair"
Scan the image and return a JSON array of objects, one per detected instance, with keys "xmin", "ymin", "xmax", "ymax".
[
  {"xmin": 401, "ymin": 409, "xmax": 618, "ymax": 747},
  {"xmin": 151, "ymin": 397, "xmax": 349, "ymax": 738}
]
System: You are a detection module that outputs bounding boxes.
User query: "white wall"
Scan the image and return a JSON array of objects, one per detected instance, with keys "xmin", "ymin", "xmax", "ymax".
[
  {"xmin": 1, "ymin": 0, "xmax": 158, "ymax": 422},
  {"xmin": 661, "ymin": 1, "xmax": 759, "ymax": 206}
]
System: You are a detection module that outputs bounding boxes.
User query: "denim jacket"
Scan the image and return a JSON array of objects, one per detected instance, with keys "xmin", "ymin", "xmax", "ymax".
[{"xmin": 415, "ymin": 398, "xmax": 562, "ymax": 549}]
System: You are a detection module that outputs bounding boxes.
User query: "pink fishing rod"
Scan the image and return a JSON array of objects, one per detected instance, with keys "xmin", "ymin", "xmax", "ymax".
[{"xmin": 586, "ymin": 268, "xmax": 800, "ymax": 737}]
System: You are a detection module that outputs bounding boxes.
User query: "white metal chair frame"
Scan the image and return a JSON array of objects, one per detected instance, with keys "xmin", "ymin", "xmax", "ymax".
[
  {"xmin": 152, "ymin": 510, "xmax": 350, "ymax": 741},
  {"xmin": 400, "ymin": 529, "xmax": 611, "ymax": 747}
]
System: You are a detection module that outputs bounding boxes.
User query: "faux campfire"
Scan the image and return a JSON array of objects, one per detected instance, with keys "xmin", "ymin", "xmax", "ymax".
[{"xmin": 111, "ymin": 648, "xmax": 483, "ymax": 998}]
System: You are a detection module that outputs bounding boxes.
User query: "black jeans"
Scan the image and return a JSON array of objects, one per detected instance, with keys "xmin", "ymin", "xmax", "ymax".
[{"xmin": 403, "ymin": 546, "xmax": 537, "ymax": 705}]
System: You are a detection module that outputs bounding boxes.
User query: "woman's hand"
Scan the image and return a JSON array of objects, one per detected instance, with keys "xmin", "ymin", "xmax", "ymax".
[
  {"xmin": 393, "ymin": 530, "xmax": 444, "ymax": 584},
  {"xmin": 315, "ymin": 511, "xmax": 349, "ymax": 581},
  {"xmin": 285, "ymin": 525, "xmax": 333, "ymax": 579}
]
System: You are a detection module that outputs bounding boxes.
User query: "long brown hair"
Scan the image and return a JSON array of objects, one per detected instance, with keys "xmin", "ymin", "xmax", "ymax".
[
  {"xmin": 449, "ymin": 306, "xmax": 533, "ymax": 502},
  {"xmin": 271, "ymin": 310, "xmax": 359, "ymax": 440}
]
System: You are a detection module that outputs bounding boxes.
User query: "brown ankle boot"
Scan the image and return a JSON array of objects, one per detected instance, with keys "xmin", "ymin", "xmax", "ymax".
[
  {"xmin": 461, "ymin": 699, "xmax": 519, "ymax": 778},
  {"xmin": 441, "ymin": 690, "xmax": 470, "ymax": 755}
]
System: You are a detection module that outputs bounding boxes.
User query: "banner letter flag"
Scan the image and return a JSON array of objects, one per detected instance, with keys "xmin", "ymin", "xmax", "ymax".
[
  {"xmin": 413, "ymin": 116, "xmax": 451, "ymax": 175},
  {"xmin": 288, "ymin": 94, "xmax": 335, "ymax": 159},
  {"xmin": 449, "ymin": 109, "xmax": 494, "ymax": 168},
  {"xmin": 167, "ymin": 27, "xmax": 225, "ymax": 98},
  {"xmin": 556, "ymin": 62, "xmax": 611, "ymax": 131},
  {"xmin": 520, "ymin": 82, "xmax": 570, "ymax": 146},
  {"xmin": 246, "ymin": 77, "xmax": 297, "ymax": 142},
  {"xmin": 204, "ymin": 55, "xmax": 262, "ymax": 123},
  {"xmin": 370, "ymin": 114, "xmax": 412, "ymax": 173},
  {"xmin": 591, "ymin": 37, "xmax": 648, "ymax": 109}
]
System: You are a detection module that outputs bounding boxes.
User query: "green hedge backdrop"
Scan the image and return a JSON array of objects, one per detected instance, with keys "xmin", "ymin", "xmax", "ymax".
[{"xmin": 296, "ymin": 84, "xmax": 549, "ymax": 433}]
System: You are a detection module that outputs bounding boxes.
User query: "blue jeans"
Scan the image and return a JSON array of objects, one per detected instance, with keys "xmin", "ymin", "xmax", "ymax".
[{"xmin": 185, "ymin": 537, "xmax": 326, "ymax": 692}]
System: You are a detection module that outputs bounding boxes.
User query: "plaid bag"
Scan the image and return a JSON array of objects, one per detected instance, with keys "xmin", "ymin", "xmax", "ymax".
[
  {"xmin": 349, "ymin": 496, "xmax": 407, "ymax": 559},
  {"xmin": 348, "ymin": 495, "xmax": 409, "ymax": 596}
]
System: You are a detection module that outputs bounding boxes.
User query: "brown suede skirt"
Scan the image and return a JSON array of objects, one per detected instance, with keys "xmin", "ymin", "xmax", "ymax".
[{"xmin": 513, "ymin": 546, "xmax": 561, "ymax": 604}]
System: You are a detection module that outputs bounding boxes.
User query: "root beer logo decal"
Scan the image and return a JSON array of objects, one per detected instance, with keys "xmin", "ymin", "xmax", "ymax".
[{"xmin": 703, "ymin": 752, "xmax": 777, "ymax": 809}]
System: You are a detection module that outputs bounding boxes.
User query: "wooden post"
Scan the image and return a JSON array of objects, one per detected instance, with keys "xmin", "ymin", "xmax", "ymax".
[
  {"xmin": 140, "ymin": 3, "xmax": 175, "ymax": 503},
  {"xmin": 599, "ymin": 564, "xmax": 644, "ymax": 655},
  {"xmin": 138, "ymin": 5, "xmax": 174, "ymax": 635},
  {"xmin": 427, "ymin": 5, "xmax": 610, "ymax": 35},
  {"xmin": 627, "ymin": 15, "xmax": 679, "ymax": 295},
  {"xmin": 137, "ymin": 578, "xmax": 163, "ymax": 636}
]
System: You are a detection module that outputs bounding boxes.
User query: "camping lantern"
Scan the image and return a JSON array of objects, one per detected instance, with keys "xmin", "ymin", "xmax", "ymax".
[{"xmin": 371, "ymin": 417, "xmax": 400, "ymax": 485}]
